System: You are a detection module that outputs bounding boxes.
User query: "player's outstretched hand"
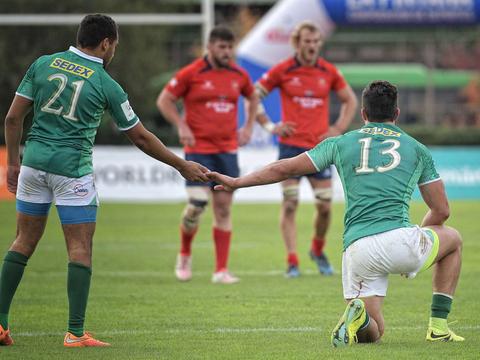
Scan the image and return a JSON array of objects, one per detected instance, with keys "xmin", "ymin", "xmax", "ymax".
[
  {"xmin": 179, "ymin": 161, "xmax": 210, "ymax": 182},
  {"xmin": 238, "ymin": 125, "xmax": 253, "ymax": 146},
  {"xmin": 207, "ymin": 172, "xmax": 237, "ymax": 192},
  {"xmin": 7, "ymin": 165, "xmax": 20, "ymax": 194},
  {"xmin": 273, "ymin": 122, "xmax": 296, "ymax": 137}
]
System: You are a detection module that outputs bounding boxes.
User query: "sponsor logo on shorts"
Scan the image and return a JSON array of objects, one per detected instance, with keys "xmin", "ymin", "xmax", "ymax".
[
  {"xmin": 73, "ymin": 184, "xmax": 89, "ymax": 197},
  {"xmin": 50, "ymin": 58, "xmax": 95, "ymax": 79}
]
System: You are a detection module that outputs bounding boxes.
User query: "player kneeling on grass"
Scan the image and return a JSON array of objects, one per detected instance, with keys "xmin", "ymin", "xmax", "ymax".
[
  {"xmin": 207, "ymin": 80, "xmax": 464, "ymax": 346},
  {"xmin": 0, "ymin": 14, "xmax": 209, "ymax": 347}
]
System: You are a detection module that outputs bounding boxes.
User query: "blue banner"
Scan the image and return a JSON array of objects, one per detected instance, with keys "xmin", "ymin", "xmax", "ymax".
[
  {"xmin": 322, "ymin": 0, "xmax": 480, "ymax": 25},
  {"xmin": 414, "ymin": 147, "xmax": 480, "ymax": 200}
]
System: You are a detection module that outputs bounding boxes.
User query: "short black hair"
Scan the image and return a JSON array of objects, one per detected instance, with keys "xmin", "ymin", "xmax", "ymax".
[
  {"xmin": 362, "ymin": 80, "xmax": 398, "ymax": 122},
  {"xmin": 208, "ymin": 26, "xmax": 234, "ymax": 43},
  {"xmin": 77, "ymin": 14, "xmax": 118, "ymax": 48}
]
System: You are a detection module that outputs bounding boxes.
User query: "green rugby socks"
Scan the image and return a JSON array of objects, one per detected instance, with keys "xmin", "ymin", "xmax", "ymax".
[
  {"xmin": 0, "ymin": 256, "xmax": 93, "ymax": 336},
  {"xmin": 429, "ymin": 293, "xmax": 453, "ymax": 332},
  {"xmin": 431, "ymin": 293, "xmax": 452, "ymax": 319},
  {"xmin": 67, "ymin": 262, "xmax": 92, "ymax": 337},
  {"xmin": 0, "ymin": 251, "xmax": 29, "ymax": 329}
]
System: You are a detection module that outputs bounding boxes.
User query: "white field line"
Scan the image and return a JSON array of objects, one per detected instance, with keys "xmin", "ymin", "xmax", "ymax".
[
  {"xmin": 39, "ymin": 242, "xmax": 260, "ymax": 251},
  {"xmin": 14, "ymin": 324, "xmax": 480, "ymax": 337},
  {"xmin": 24, "ymin": 269, "xmax": 321, "ymax": 277}
]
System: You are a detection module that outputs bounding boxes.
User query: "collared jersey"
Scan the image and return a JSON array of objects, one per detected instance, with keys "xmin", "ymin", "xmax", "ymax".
[
  {"xmin": 166, "ymin": 57, "xmax": 254, "ymax": 154},
  {"xmin": 16, "ymin": 46, "xmax": 139, "ymax": 178},
  {"xmin": 258, "ymin": 56, "xmax": 347, "ymax": 149},
  {"xmin": 306, "ymin": 122, "xmax": 440, "ymax": 251}
]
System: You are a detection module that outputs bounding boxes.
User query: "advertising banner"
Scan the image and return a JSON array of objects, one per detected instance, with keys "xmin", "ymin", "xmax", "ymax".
[
  {"xmin": 90, "ymin": 146, "xmax": 480, "ymax": 202},
  {"xmin": 2, "ymin": 146, "xmax": 477, "ymax": 202},
  {"xmin": 322, "ymin": 0, "xmax": 480, "ymax": 26},
  {"xmin": 0, "ymin": 147, "xmax": 14, "ymax": 200},
  {"xmin": 91, "ymin": 146, "xmax": 344, "ymax": 203},
  {"xmin": 416, "ymin": 147, "xmax": 480, "ymax": 200}
]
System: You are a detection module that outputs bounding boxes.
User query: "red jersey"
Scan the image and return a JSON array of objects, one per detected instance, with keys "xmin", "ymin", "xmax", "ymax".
[
  {"xmin": 166, "ymin": 57, "xmax": 254, "ymax": 154},
  {"xmin": 258, "ymin": 56, "xmax": 347, "ymax": 149}
]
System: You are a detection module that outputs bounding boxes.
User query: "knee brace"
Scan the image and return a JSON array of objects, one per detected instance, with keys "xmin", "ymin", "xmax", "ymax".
[
  {"xmin": 182, "ymin": 187, "xmax": 209, "ymax": 230},
  {"xmin": 314, "ymin": 187, "xmax": 332, "ymax": 204},
  {"xmin": 282, "ymin": 184, "xmax": 299, "ymax": 201}
]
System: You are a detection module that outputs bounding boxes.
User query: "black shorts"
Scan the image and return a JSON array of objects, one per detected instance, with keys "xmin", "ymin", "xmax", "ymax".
[
  {"xmin": 185, "ymin": 152, "xmax": 239, "ymax": 188},
  {"xmin": 278, "ymin": 143, "xmax": 332, "ymax": 180}
]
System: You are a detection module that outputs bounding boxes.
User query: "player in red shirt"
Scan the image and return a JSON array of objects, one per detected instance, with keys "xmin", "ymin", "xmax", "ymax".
[
  {"xmin": 157, "ymin": 26, "xmax": 259, "ymax": 284},
  {"xmin": 256, "ymin": 21, "xmax": 358, "ymax": 278}
]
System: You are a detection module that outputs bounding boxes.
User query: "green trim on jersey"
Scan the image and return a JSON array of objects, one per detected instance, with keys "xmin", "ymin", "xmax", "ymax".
[
  {"xmin": 16, "ymin": 47, "xmax": 140, "ymax": 178},
  {"xmin": 307, "ymin": 122, "xmax": 440, "ymax": 251}
]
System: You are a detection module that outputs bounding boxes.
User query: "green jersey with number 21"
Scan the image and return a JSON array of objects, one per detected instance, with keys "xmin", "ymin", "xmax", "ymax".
[
  {"xmin": 16, "ymin": 46, "xmax": 139, "ymax": 178},
  {"xmin": 307, "ymin": 122, "xmax": 440, "ymax": 250}
]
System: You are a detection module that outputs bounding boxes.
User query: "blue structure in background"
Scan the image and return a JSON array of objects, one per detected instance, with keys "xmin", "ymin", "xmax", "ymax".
[
  {"xmin": 414, "ymin": 148, "xmax": 480, "ymax": 200},
  {"xmin": 321, "ymin": 0, "xmax": 480, "ymax": 26}
]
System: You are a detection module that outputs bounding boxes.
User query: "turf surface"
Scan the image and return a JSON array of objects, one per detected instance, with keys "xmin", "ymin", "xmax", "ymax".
[{"xmin": 0, "ymin": 200, "xmax": 478, "ymax": 359}]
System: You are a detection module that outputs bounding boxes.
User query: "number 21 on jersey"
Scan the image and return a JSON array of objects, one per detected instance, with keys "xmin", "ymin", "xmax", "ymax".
[
  {"xmin": 40, "ymin": 73, "xmax": 84, "ymax": 121},
  {"xmin": 356, "ymin": 137, "xmax": 401, "ymax": 174}
]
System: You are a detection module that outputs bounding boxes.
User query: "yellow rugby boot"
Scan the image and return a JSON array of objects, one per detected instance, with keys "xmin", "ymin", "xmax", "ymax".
[
  {"xmin": 426, "ymin": 327, "xmax": 465, "ymax": 342},
  {"xmin": 331, "ymin": 299, "xmax": 367, "ymax": 348}
]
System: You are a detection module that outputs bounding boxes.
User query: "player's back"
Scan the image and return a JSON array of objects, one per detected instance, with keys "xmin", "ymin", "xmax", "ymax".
[
  {"xmin": 333, "ymin": 122, "xmax": 438, "ymax": 249},
  {"xmin": 16, "ymin": 47, "xmax": 135, "ymax": 178}
]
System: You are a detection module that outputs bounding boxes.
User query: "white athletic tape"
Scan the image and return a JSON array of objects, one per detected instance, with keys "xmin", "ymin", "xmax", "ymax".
[{"xmin": 314, "ymin": 187, "xmax": 332, "ymax": 202}]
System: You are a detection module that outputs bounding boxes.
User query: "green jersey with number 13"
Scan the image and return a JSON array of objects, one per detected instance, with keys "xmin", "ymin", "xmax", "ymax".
[
  {"xmin": 307, "ymin": 122, "xmax": 440, "ymax": 251},
  {"xmin": 16, "ymin": 46, "xmax": 139, "ymax": 178}
]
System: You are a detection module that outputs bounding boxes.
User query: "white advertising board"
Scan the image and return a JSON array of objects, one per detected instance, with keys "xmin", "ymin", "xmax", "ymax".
[{"xmin": 93, "ymin": 146, "xmax": 345, "ymax": 203}]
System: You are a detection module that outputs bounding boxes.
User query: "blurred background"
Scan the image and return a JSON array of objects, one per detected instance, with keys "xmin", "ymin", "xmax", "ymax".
[{"xmin": 0, "ymin": 0, "xmax": 479, "ymax": 201}]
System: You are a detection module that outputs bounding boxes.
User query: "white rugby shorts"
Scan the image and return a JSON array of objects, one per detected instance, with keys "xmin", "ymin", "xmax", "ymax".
[
  {"xmin": 342, "ymin": 226, "xmax": 437, "ymax": 299},
  {"xmin": 16, "ymin": 166, "xmax": 99, "ymax": 206}
]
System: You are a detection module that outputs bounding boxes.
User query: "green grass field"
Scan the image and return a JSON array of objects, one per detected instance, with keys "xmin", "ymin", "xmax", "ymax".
[{"xmin": 0, "ymin": 200, "xmax": 478, "ymax": 359}]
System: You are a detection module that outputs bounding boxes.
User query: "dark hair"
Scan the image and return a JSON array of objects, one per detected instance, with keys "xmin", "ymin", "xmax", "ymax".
[
  {"xmin": 77, "ymin": 14, "xmax": 118, "ymax": 48},
  {"xmin": 208, "ymin": 26, "xmax": 235, "ymax": 43},
  {"xmin": 362, "ymin": 80, "xmax": 398, "ymax": 122}
]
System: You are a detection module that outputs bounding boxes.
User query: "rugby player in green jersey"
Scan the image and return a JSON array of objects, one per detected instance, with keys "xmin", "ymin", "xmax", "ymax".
[
  {"xmin": 0, "ymin": 14, "xmax": 209, "ymax": 347},
  {"xmin": 208, "ymin": 80, "xmax": 464, "ymax": 346}
]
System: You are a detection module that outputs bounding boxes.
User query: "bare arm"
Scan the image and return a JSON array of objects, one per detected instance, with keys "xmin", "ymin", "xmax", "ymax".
[
  {"xmin": 419, "ymin": 180, "xmax": 450, "ymax": 226},
  {"xmin": 238, "ymin": 91, "xmax": 259, "ymax": 146},
  {"xmin": 124, "ymin": 122, "xmax": 209, "ymax": 182},
  {"xmin": 320, "ymin": 85, "xmax": 357, "ymax": 140},
  {"xmin": 253, "ymin": 85, "xmax": 296, "ymax": 137},
  {"xmin": 208, "ymin": 153, "xmax": 316, "ymax": 191},
  {"xmin": 156, "ymin": 89, "xmax": 195, "ymax": 147},
  {"xmin": 4, "ymin": 95, "xmax": 32, "ymax": 193}
]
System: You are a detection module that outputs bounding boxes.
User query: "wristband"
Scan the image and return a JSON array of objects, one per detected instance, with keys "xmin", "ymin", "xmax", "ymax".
[{"xmin": 263, "ymin": 121, "xmax": 276, "ymax": 133}]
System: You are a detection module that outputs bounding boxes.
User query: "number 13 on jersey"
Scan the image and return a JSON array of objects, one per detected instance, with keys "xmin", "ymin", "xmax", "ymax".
[{"xmin": 356, "ymin": 137, "xmax": 401, "ymax": 174}]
